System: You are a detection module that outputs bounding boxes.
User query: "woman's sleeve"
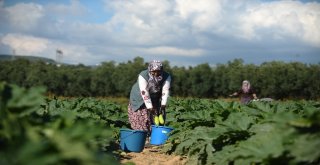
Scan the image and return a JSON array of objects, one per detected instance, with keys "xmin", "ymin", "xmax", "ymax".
[
  {"xmin": 251, "ymin": 88, "xmax": 256, "ymax": 94},
  {"xmin": 161, "ymin": 75, "xmax": 172, "ymax": 106},
  {"xmin": 138, "ymin": 75, "xmax": 153, "ymax": 109}
]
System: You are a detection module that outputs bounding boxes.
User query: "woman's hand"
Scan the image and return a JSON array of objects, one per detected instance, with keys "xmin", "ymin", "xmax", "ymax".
[
  {"xmin": 159, "ymin": 105, "xmax": 166, "ymax": 125},
  {"xmin": 147, "ymin": 108, "xmax": 157, "ymax": 115},
  {"xmin": 253, "ymin": 94, "xmax": 258, "ymax": 100},
  {"xmin": 229, "ymin": 92, "xmax": 237, "ymax": 97},
  {"xmin": 160, "ymin": 105, "xmax": 166, "ymax": 114}
]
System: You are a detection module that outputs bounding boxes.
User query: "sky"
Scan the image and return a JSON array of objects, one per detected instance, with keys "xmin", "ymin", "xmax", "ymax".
[{"xmin": 0, "ymin": 0, "xmax": 319, "ymax": 67}]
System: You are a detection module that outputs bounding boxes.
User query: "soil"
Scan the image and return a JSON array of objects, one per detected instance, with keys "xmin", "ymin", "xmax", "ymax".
[{"xmin": 120, "ymin": 146, "xmax": 188, "ymax": 165}]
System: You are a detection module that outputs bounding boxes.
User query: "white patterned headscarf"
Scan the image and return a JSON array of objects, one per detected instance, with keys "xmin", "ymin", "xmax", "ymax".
[
  {"xmin": 148, "ymin": 60, "xmax": 163, "ymax": 72},
  {"xmin": 242, "ymin": 80, "xmax": 251, "ymax": 93},
  {"xmin": 147, "ymin": 60, "xmax": 163, "ymax": 94}
]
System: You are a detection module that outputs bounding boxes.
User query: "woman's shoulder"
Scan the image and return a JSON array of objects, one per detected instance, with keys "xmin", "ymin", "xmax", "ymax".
[
  {"xmin": 162, "ymin": 71, "xmax": 170, "ymax": 79},
  {"xmin": 139, "ymin": 70, "xmax": 149, "ymax": 76},
  {"xmin": 163, "ymin": 71, "xmax": 170, "ymax": 75},
  {"xmin": 250, "ymin": 87, "xmax": 256, "ymax": 92}
]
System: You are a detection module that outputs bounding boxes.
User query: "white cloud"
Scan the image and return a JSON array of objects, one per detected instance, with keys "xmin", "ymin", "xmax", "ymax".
[
  {"xmin": 0, "ymin": 33, "xmax": 97, "ymax": 64},
  {"xmin": 52, "ymin": 43, "xmax": 94, "ymax": 64},
  {"xmin": 175, "ymin": 0, "xmax": 223, "ymax": 31},
  {"xmin": 139, "ymin": 46, "xmax": 205, "ymax": 57},
  {"xmin": 104, "ymin": 0, "xmax": 224, "ymax": 44},
  {"xmin": 238, "ymin": 1, "xmax": 320, "ymax": 47},
  {"xmin": 104, "ymin": 0, "xmax": 182, "ymax": 45},
  {"xmin": 0, "ymin": 0, "xmax": 319, "ymax": 66},
  {"xmin": 5, "ymin": 3, "xmax": 44, "ymax": 30},
  {"xmin": 1, "ymin": 33, "xmax": 48, "ymax": 55}
]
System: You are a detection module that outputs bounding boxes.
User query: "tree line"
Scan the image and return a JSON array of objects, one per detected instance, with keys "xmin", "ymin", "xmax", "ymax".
[{"xmin": 0, "ymin": 57, "xmax": 319, "ymax": 99}]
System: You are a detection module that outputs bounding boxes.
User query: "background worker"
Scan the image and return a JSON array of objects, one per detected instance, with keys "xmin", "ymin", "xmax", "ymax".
[{"xmin": 230, "ymin": 80, "xmax": 258, "ymax": 104}]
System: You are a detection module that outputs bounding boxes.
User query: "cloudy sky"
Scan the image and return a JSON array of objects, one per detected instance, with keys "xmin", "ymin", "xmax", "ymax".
[{"xmin": 0, "ymin": 0, "xmax": 319, "ymax": 66}]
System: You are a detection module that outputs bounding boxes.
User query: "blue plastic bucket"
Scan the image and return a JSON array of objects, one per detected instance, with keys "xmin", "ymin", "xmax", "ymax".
[
  {"xmin": 120, "ymin": 129, "xmax": 147, "ymax": 152},
  {"xmin": 150, "ymin": 125, "xmax": 174, "ymax": 145}
]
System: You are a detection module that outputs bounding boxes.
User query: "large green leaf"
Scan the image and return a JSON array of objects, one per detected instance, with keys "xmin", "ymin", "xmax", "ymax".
[{"xmin": 289, "ymin": 134, "xmax": 320, "ymax": 163}]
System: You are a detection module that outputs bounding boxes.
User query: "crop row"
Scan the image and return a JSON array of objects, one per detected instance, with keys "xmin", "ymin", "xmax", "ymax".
[{"xmin": 1, "ymin": 83, "xmax": 319, "ymax": 165}]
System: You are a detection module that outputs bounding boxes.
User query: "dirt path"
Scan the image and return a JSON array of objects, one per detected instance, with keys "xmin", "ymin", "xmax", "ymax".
[{"xmin": 120, "ymin": 146, "xmax": 187, "ymax": 165}]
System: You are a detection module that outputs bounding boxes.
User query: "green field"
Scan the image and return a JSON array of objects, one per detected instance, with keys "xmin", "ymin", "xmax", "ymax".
[{"xmin": 1, "ymin": 82, "xmax": 319, "ymax": 165}]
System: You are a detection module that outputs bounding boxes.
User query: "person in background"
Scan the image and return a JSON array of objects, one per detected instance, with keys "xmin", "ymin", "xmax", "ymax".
[
  {"xmin": 128, "ymin": 60, "xmax": 171, "ymax": 137},
  {"xmin": 229, "ymin": 80, "xmax": 258, "ymax": 104}
]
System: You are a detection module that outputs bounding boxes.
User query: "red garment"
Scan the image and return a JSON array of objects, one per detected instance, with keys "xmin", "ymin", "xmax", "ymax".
[
  {"xmin": 237, "ymin": 88, "xmax": 256, "ymax": 104},
  {"xmin": 127, "ymin": 104, "xmax": 152, "ymax": 136}
]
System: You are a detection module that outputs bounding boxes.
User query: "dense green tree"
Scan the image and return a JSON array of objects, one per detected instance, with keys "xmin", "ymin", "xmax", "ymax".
[
  {"xmin": 91, "ymin": 61, "xmax": 117, "ymax": 96},
  {"xmin": 0, "ymin": 57, "xmax": 319, "ymax": 99},
  {"xmin": 212, "ymin": 64, "xmax": 229, "ymax": 97},
  {"xmin": 25, "ymin": 61, "xmax": 49, "ymax": 88},
  {"xmin": 304, "ymin": 64, "xmax": 320, "ymax": 99},
  {"xmin": 189, "ymin": 64, "xmax": 213, "ymax": 97},
  {"xmin": 66, "ymin": 64, "xmax": 93, "ymax": 96},
  {"xmin": 1, "ymin": 59, "xmax": 30, "ymax": 86},
  {"xmin": 111, "ymin": 57, "xmax": 147, "ymax": 97},
  {"xmin": 170, "ymin": 66, "xmax": 189, "ymax": 97}
]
